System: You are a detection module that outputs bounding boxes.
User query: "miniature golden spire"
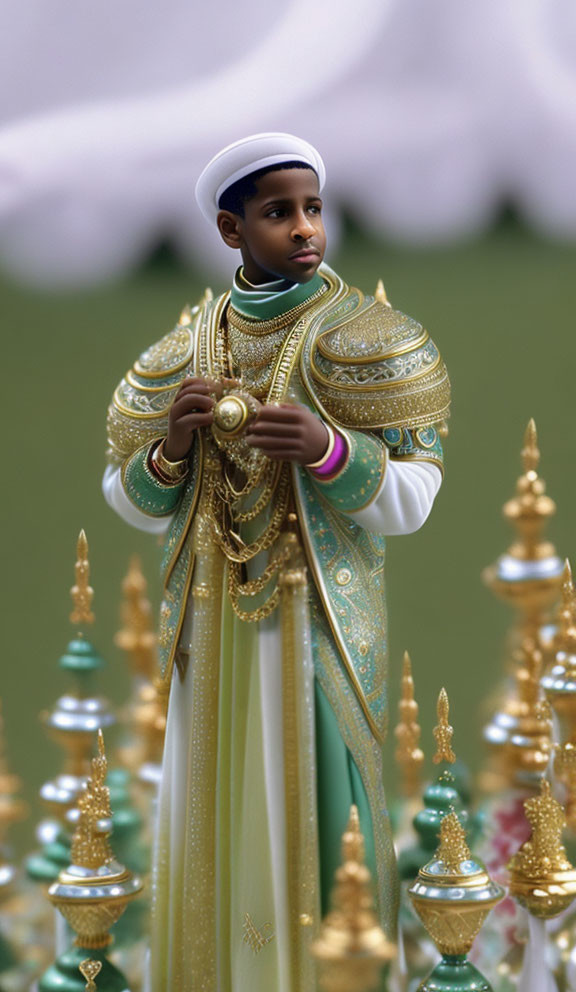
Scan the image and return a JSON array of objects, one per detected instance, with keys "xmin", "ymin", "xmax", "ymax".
[
  {"xmin": 69, "ymin": 530, "xmax": 95, "ymax": 627},
  {"xmin": 394, "ymin": 651, "xmax": 424, "ymax": 796},
  {"xmin": 521, "ymin": 417, "xmax": 539, "ymax": 473},
  {"xmin": 502, "ymin": 418, "xmax": 556, "ymax": 566},
  {"xmin": 312, "ymin": 805, "xmax": 395, "ymax": 992},
  {"xmin": 433, "ymin": 688, "xmax": 456, "ymax": 765},
  {"xmin": 79, "ymin": 960, "xmax": 102, "ymax": 990},
  {"xmin": 115, "ymin": 555, "xmax": 157, "ymax": 679},
  {"xmin": 71, "ymin": 731, "xmax": 113, "ymax": 871},
  {"xmin": 497, "ymin": 636, "xmax": 552, "ymax": 779},
  {"xmin": 374, "ymin": 279, "xmax": 391, "ymax": 307},
  {"xmin": 0, "ymin": 698, "xmax": 27, "ymax": 839},
  {"xmin": 508, "ymin": 779, "xmax": 576, "ymax": 917},
  {"xmin": 178, "ymin": 303, "xmax": 192, "ymax": 326},
  {"xmin": 552, "ymin": 560, "xmax": 576, "ymax": 659},
  {"xmin": 436, "ymin": 812, "xmax": 472, "ymax": 873},
  {"xmin": 203, "ymin": 286, "xmax": 214, "ymax": 303}
]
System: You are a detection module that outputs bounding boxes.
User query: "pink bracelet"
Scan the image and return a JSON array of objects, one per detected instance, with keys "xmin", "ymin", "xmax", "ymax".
[{"xmin": 310, "ymin": 429, "xmax": 348, "ymax": 479}]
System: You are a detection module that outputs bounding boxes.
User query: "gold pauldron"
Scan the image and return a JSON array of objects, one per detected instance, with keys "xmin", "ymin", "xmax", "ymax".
[{"xmin": 211, "ymin": 390, "xmax": 262, "ymax": 442}]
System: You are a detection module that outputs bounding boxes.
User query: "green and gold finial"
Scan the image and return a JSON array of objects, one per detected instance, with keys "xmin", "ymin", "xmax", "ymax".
[
  {"xmin": 69, "ymin": 530, "xmax": 95, "ymax": 627},
  {"xmin": 394, "ymin": 651, "xmax": 424, "ymax": 796},
  {"xmin": 71, "ymin": 731, "xmax": 113, "ymax": 871},
  {"xmin": 79, "ymin": 960, "xmax": 102, "ymax": 990},
  {"xmin": 312, "ymin": 805, "xmax": 395, "ymax": 992},
  {"xmin": 374, "ymin": 279, "xmax": 391, "ymax": 307},
  {"xmin": 42, "ymin": 724, "xmax": 143, "ymax": 991},
  {"xmin": 436, "ymin": 812, "xmax": 472, "ymax": 873},
  {"xmin": 178, "ymin": 303, "xmax": 192, "ymax": 326},
  {"xmin": 508, "ymin": 778, "xmax": 576, "ymax": 917},
  {"xmin": 409, "ymin": 805, "xmax": 504, "ymax": 992},
  {"xmin": 433, "ymin": 688, "xmax": 456, "ymax": 765},
  {"xmin": 521, "ymin": 418, "xmax": 539, "ymax": 474}
]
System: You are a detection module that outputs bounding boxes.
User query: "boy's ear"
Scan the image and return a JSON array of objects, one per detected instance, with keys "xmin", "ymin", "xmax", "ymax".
[{"xmin": 217, "ymin": 210, "xmax": 243, "ymax": 249}]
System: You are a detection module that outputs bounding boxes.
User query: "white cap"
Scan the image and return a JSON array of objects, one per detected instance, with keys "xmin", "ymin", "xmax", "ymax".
[{"xmin": 195, "ymin": 132, "xmax": 326, "ymax": 224}]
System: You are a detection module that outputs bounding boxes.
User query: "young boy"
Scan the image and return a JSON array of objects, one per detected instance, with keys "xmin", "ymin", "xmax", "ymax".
[{"xmin": 104, "ymin": 133, "xmax": 450, "ymax": 992}]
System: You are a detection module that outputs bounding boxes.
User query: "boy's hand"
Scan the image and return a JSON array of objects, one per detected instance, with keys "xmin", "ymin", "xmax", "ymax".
[
  {"xmin": 245, "ymin": 403, "xmax": 329, "ymax": 465},
  {"xmin": 164, "ymin": 377, "xmax": 219, "ymax": 461}
]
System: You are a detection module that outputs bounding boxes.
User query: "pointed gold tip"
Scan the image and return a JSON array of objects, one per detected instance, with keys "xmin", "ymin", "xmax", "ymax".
[
  {"xmin": 395, "ymin": 650, "xmax": 423, "ymax": 793},
  {"xmin": 342, "ymin": 804, "xmax": 364, "ymax": 864},
  {"xmin": 178, "ymin": 303, "xmax": 192, "ymax": 326},
  {"xmin": 375, "ymin": 278, "xmax": 391, "ymax": 307},
  {"xmin": 522, "ymin": 418, "xmax": 539, "ymax": 473},
  {"xmin": 348, "ymin": 803, "xmax": 360, "ymax": 833},
  {"xmin": 203, "ymin": 287, "xmax": 214, "ymax": 303},
  {"xmin": 77, "ymin": 529, "xmax": 88, "ymax": 558},
  {"xmin": 97, "ymin": 728, "xmax": 105, "ymax": 756},
  {"xmin": 438, "ymin": 687, "xmax": 449, "ymax": 718},
  {"xmin": 70, "ymin": 529, "xmax": 95, "ymax": 627},
  {"xmin": 402, "ymin": 650, "xmax": 412, "ymax": 678},
  {"xmin": 433, "ymin": 687, "xmax": 456, "ymax": 765}
]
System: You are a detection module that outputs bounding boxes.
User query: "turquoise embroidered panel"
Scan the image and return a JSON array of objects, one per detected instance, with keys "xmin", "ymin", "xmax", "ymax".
[
  {"xmin": 382, "ymin": 425, "xmax": 443, "ymax": 466},
  {"xmin": 296, "ymin": 467, "xmax": 388, "ymax": 739}
]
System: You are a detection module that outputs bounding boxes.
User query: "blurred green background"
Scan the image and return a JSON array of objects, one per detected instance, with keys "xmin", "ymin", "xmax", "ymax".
[{"xmin": 2, "ymin": 216, "xmax": 576, "ymax": 858}]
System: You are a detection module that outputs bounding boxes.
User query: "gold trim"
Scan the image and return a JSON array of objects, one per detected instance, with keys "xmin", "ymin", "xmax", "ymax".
[
  {"xmin": 113, "ymin": 386, "xmax": 176, "ymax": 420},
  {"xmin": 292, "ymin": 466, "xmax": 384, "ymax": 745},
  {"xmin": 125, "ymin": 370, "xmax": 185, "ymax": 392},
  {"xmin": 163, "ymin": 438, "xmax": 204, "ymax": 584},
  {"xmin": 317, "ymin": 320, "xmax": 429, "ymax": 366},
  {"xmin": 158, "ymin": 551, "xmax": 195, "ymax": 693},
  {"xmin": 133, "ymin": 328, "xmax": 195, "ymax": 379},
  {"xmin": 312, "ymin": 289, "xmax": 365, "ymax": 342},
  {"xmin": 310, "ymin": 347, "xmax": 441, "ymax": 392}
]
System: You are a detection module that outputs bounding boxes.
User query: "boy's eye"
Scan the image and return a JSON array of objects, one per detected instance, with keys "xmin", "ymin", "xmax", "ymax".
[
  {"xmin": 308, "ymin": 205, "xmax": 321, "ymax": 215},
  {"xmin": 266, "ymin": 208, "xmax": 286, "ymax": 218}
]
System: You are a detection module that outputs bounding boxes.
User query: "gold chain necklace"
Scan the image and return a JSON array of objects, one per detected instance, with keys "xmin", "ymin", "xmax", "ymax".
[
  {"xmin": 202, "ymin": 280, "xmax": 334, "ymax": 621},
  {"xmin": 227, "ymin": 282, "xmax": 327, "ymax": 335}
]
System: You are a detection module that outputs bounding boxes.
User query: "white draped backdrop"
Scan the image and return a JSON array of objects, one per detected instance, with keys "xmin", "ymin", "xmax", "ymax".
[{"xmin": 0, "ymin": 0, "xmax": 575, "ymax": 287}]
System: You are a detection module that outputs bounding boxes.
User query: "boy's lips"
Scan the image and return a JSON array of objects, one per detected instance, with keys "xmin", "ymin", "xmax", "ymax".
[{"xmin": 289, "ymin": 247, "xmax": 320, "ymax": 262}]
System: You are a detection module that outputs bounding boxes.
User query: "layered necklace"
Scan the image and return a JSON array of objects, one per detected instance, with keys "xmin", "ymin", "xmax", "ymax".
[{"xmin": 205, "ymin": 268, "xmax": 333, "ymax": 622}]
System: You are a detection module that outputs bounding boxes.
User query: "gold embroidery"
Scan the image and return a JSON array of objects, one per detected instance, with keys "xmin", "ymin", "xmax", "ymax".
[{"xmin": 242, "ymin": 913, "xmax": 275, "ymax": 955}]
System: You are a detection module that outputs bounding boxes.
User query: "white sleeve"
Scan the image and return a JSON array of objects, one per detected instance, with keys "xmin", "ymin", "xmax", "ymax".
[
  {"xmin": 346, "ymin": 457, "xmax": 442, "ymax": 535},
  {"xmin": 102, "ymin": 464, "xmax": 173, "ymax": 535}
]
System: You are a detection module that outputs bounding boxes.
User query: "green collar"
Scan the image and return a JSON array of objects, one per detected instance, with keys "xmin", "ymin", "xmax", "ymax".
[{"xmin": 230, "ymin": 268, "xmax": 325, "ymax": 320}]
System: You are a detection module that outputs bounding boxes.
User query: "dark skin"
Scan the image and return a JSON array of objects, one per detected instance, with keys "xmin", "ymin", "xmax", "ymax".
[{"xmin": 164, "ymin": 168, "xmax": 329, "ymax": 463}]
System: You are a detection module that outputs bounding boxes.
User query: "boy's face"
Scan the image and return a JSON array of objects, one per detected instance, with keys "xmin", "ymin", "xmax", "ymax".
[{"xmin": 217, "ymin": 167, "xmax": 326, "ymax": 285}]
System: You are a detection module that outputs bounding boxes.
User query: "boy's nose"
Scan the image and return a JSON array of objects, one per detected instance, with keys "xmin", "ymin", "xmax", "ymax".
[{"xmin": 292, "ymin": 212, "xmax": 316, "ymax": 240}]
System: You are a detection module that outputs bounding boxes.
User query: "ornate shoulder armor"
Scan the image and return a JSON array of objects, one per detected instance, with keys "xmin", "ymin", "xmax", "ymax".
[
  {"xmin": 106, "ymin": 304, "xmax": 200, "ymax": 464},
  {"xmin": 309, "ymin": 293, "xmax": 450, "ymax": 430}
]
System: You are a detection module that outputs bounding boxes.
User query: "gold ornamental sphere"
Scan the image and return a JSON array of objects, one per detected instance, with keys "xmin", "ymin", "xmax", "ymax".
[{"xmin": 213, "ymin": 396, "xmax": 250, "ymax": 438}]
